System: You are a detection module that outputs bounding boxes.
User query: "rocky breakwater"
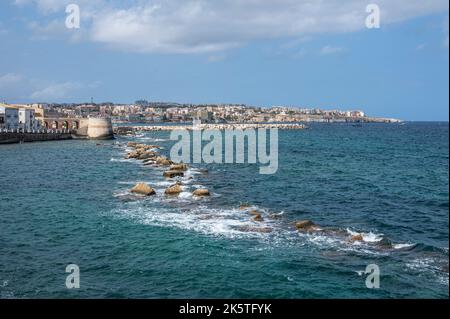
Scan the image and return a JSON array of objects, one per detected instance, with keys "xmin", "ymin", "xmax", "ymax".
[
  {"xmin": 120, "ymin": 141, "xmax": 406, "ymax": 249},
  {"xmin": 115, "ymin": 123, "xmax": 306, "ymax": 134},
  {"xmin": 124, "ymin": 141, "xmax": 211, "ymax": 198}
]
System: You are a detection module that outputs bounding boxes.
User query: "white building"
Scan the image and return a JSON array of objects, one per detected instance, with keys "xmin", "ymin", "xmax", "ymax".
[
  {"xmin": 0, "ymin": 106, "xmax": 19, "ymax": 130},
  {"xmin": 18, "ymin": 108, "xmax": 39, "ymax": 130}
]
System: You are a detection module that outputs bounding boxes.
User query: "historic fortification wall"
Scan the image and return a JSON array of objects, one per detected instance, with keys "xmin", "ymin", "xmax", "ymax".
[{"xmin": 86, "ymin": 118, "xmax": 114, "ymax": 140}]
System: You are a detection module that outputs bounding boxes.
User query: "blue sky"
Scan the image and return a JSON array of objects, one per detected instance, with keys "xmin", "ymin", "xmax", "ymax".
[{"xmin": 0, "ymin": 0, "xmax": 448, "ymax": 120}]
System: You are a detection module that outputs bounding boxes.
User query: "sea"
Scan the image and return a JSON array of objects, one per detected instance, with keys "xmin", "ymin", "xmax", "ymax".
[{"xmin": 0, "ymin": 122, "xmax": 448, "ymax": 298}]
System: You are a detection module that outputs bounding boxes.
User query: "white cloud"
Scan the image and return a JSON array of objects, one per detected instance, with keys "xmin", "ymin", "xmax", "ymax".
[
  {"xmin": 30, "ymin": 82, "xmax": 82, "ymax": 100},
  {"xmin": 0, "ymin": 72, "xmax": 101, "ymax": 102},
  {"xmin": 15, "ymin": 0, "xmax": 450, "ymax": 54},
  {"xmin": 319, "ymin": 45, "xmax": 345, "ymax": 55},
  {"xmin": 0, "ymin": 73, "xmax": 22, "ymax": 88}
]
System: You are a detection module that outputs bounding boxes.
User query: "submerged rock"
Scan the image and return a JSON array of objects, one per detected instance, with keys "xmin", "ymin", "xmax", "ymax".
[
  {"xmin": 193, "ymin": 189, "xmax": 210, "ymax": 197},
  {"xmin": 163, "ymin": 170, "xmax": 185, "ymax": 178},
  {"xmin": 295, "ymin": 220, "xmax": 320, "ymax": 232},
  {"xmin": 350, "ymin": 234, "xmax": 364, "ymax": 242},
  {"xmin": 239, "ymin": 204, "xmax": 251, "ymax": 210},
  {"xmin": 131, "ymin": 183, "xmax": 156, "ymax": 196},
  {"xmin": 170, "ymin": 163, "xmax": 188, "ymax": 171},
  {"xmin": 253, "ymin": 214, "xmax": 264, "ymax": 222},
  {"xmin": 236, "ymin": 226, "xmax": 273, "ymax": 233},
  {"xmin": 249, "ymin": 210, "xmax": 261, "ymax": 216},
  {"xmin": 268, "ymin": 213, "xmax": 283, "ymax": 220}
]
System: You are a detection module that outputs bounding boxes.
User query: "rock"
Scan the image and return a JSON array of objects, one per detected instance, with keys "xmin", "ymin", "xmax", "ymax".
[
  {"xmin": 193, "ymin": 189, "xmax": 210, "ymax": 197},
  {"xmin": 253, "ymin": 214, "xmax": 264, "ymax": 222},
  {"xmin": 138, "ymin": 152, "xmax": 157, "ymax": 160},
  {"xmin": 350, "ymin": 234, "xmax": 364, "ymax": 242},
  {"xmin": 268, "ymin": 213, "xmax": 282, "ymax": 220},
  {"xmin": 131, "ymin": 183, "xmax": 156, "ymax": 196},
  {"xmin": 295, "ymin": 220, "xmax": 316, "ymax": 231},
  {"xmin": 170, "ymin": 163, "xmax": 188, "ymax": 171},
  {"xmin": 249, "ymin": 210, "xmax": 261, "ymax": 216},
  {"xmin": 165, "ymin": 183, "xmax": 183, "ymax": 195},
  {"xmin": 156, "ymin": 157, "xmax": 172, "ymax": 166},
  {"xmin": 127, "ymin": 142, "xmax": 138, "ymax": 148},
  {"xmin": 163, "ymin": 170, "xmax": 185, "ymax": 178},
  {"xmin": 160, "ymin": 159, "xmax": 172, "ymax": 166},
  {"xmin": 239, "ymin": 204, "xmax": 250, "ymax": 210},
  {"xmin": 236, "ymin": 226, "xmax": 273, "ymax": 233},
  {"xmin": 125, "ymin": 151, "xmax": 139, "ymax": 159}
]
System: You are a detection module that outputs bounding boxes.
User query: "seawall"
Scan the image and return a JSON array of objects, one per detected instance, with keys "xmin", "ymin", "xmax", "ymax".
[{"xmin": 0, "ymin": 132, "xmax": 72, "ymax": 145}]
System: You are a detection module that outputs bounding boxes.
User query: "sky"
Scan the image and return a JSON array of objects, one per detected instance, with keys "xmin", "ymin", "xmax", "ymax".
[{"xmin": 0, "ymin": 0, "xmax": 448, "ymax": 121}]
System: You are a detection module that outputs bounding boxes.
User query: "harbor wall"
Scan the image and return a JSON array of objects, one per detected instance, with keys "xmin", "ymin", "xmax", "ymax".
[{"xmin": 0, "ymin": 132, "xmax": 72, "ymax": 144}]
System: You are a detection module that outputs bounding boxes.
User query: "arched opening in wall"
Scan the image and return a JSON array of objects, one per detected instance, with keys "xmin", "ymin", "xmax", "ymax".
[
  {"xmin": 51, "ymin": 121, "xmax": 58, "ymax": 129},
  {"xmin": 62, "ymin": 121, "xmax": 69, "ymax": 129},
  {"xmin": 44, "ymin": 122, "xmax": 49, "ymax": 129},
  {"xmin": 72, "ymin": 121, "xmax": 79, "ymax": 130}
]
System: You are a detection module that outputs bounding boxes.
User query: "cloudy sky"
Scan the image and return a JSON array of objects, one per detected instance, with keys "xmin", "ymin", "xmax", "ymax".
[{"xmin": 0, "ymin": 0, "xmax": 448, "ymax": 120}]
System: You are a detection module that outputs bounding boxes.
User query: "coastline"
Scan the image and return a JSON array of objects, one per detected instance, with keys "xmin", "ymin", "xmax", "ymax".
[{"xmin": 114, "ymin": 123, "xmax": 306, "ymax": 134}]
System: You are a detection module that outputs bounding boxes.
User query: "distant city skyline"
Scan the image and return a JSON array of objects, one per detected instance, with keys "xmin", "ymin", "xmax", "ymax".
[{"xmin": 0, "ymin": 0, "xmax": 448, "ymax": 121}]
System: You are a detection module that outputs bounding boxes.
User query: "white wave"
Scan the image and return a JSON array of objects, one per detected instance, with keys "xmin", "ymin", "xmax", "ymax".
[
  {"xmin": 179, "ymin": 191, "xmax": 192, "ymax": 199},
  {"xmin": 406, "ymin": 257, "xmax": 449, "ymax": 286},
  {"xmin": 110, "ymin": 158, "xmax": 130, "ymax": 163},
  {"xmin": 346, "ymin": 228, "xmax": 384, "ymax": 243},
  {"xmin": 111, "ymin": 205, "xmax": 276, "ymax": 239},
  {"xmin": 154, "ymin": 181, "xmax": 174, "ymax": 187},
  {"xmin": 393, "ymin": 243, "xmax": 416, "ymax": 250}
]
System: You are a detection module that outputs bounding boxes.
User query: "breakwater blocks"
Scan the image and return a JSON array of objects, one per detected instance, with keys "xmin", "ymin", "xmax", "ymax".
[{"xmin": 0, "ymin": 132, "xmax": 72, "ymax": 144}]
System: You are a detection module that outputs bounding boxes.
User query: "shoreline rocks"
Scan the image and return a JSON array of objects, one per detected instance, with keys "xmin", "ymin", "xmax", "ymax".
[
  {"xmin": 131, "ymin": 183, "xmax": 156, "ymax": 196},
  {"xmin": 163, "ymin": 170, "xmax": 185, "ymax": 178},
  {"xmin": 350, "ymin": 234, "xmax": 364, "ymax": 242},
  {"xmin": 165, "ymin": 182, "xmax": 183, "ymax": 195},
  {"xmin": 193, "ymin": 189, "xmax": 210, "ymax": 197},
  {"xmin": 170, "ymin": 163, "xmax": 188, "ymax": 171},
  {"xmin": 295, "ymin": 220, "xmax": 320, "ymax": 232},
  {"xmin": 236, "ymin": 226, "xmax": 273, "ymax": 233},
  {"xmin": 253, "ymin": 214, "xmax": 264, "ymax": 222}
]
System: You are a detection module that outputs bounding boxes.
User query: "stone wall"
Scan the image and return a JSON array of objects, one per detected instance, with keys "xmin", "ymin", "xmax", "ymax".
[
  {"xmin": 0, "ymin": 132, "xmax": 72, "ymax": 144},
  {"xmin": 86, "ymin": 118, "xmax": 114, "ymax": 140}
]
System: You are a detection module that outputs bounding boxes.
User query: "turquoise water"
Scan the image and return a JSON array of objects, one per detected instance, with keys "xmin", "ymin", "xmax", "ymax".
[{"xmin": 0, "ymin": 122, "xmax": 448, "ymax": 298}]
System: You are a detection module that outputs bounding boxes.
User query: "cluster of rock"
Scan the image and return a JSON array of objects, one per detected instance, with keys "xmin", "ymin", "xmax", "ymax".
[
  {"xmin": 125, "ymin": 142, "xmax": 210, "ymax": 198},
  {"xmin": 236, "ymin": 203, "xmax": 370, "ymax": 241},
  {"xmin": 294, "ymin": 220, "xmax": 366, "ymax": 243},
  {"xmin": 124, "ymin": 143, "xmax": 373, "ymax": 242}
]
